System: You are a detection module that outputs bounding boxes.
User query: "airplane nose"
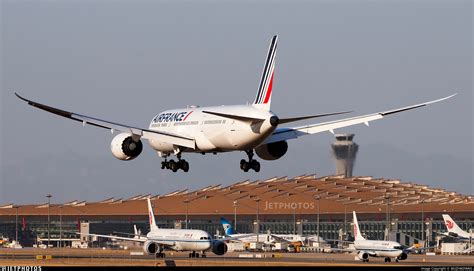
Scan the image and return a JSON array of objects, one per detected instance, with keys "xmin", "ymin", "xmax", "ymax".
[{"xmin": 270, "ymin": 116, "xmax": 279, "ymax": 127}]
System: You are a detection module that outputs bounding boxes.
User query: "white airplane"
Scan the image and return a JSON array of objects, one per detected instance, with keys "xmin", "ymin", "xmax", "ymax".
[
  {"xmin": 441, "ymin": 214, "xmax": 473, "ymax": 240},
  {"xmin": 15, "ymin": 35, "xmax": 456, "ymax": 172},
  {"xmin": 334, "ymin": 211, "xmax": 408, "ymax": 263},
  {"xmin": 220, "ymin": 217, "xmax": 324, "ymax": 245},
  {"xmin": 80, "ymin": 198, "xmax": 227, "ymax": 258}
]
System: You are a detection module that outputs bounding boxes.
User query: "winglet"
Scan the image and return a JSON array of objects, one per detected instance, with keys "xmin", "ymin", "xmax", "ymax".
[{"xmin": 380, "ymin": 93, "xmax": 457, "ymax": 116}]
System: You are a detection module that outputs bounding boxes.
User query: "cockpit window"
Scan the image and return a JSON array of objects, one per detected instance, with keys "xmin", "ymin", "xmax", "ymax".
[
  {"xmin": 394, "ymin": 246, "xmax": 404, "ymax": 250},
  {"xmin": 200, "ymin": 236, "xmax": 210, "ymax": 240}
]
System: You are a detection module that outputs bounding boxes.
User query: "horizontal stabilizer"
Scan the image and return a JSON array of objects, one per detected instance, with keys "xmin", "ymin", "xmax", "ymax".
[
  {"xmin": 202, "ymin": 110, "xmax": 266, "ymax": 122},
  {"xmin": 278, "ymin": 111, "xmax": 352, "ymax": 125}
]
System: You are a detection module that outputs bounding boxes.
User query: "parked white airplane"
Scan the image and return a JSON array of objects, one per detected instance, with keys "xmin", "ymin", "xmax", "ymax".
[
  {"xmin": 80, "ymin": 198, "xmax": 227, "ymax": 258},
  {"xmin": 441, "ymin": 214, "xmax": 473, "ymax": 240},
  {"xmin": 335, "ymin": 211, "xmax": 408, "ymax": 263},
  {"xmin": 15, "ymin": 35, "xmax": 456, "ymax": 172},
  {"xmin": 220, "ymin": 217, "xmax": 324, "ymax": 245}
]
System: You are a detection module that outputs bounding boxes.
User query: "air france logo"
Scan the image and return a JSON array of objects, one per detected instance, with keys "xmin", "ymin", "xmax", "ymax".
[
  {"xmin": 153, "ymin": 111, "xmax": 193, "ymax": 123},
  {"xmin": 446, "ymin": 220, "xmax": 454, "ymax": 229}
]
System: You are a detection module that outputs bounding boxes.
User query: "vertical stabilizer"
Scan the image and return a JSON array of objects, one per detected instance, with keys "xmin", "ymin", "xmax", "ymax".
[
  {"xmin": 220, "ymin": 218, "xmax": 235, "ymax": 235},
  {"xmin": 353, "ymin": 211, "xmax": 365, "ymax": 241},
  {"xmin": 253, "ymin": 35, "xmax": 278, "ymax": 111},
  {"xmin": 147, "ymin": 198, "xmax": 159, "ymax": 232},
  {"xmin": 442, "ymin": 214, "xmax": 468, "ymax": 238}
]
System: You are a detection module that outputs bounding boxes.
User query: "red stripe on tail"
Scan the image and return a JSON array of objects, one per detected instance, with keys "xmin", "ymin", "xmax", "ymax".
[{"xmin": 263, "ymin": 73, "xmax": 274, "ymax": 104}]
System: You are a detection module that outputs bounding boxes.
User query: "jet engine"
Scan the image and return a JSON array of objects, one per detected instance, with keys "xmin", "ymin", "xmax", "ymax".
[
  {"xmin": 143, "ymin": 240, "xmax": 159, "ymax": 254},
  {"xmin": 211, "ymin": 240, "xmax": 228, "ymax": 256},
  {"xmin": 357, "ymin": 251, "xmax": 369, "ymax": 261},
  {"xmin": 255, "ymin": 141, "xmax": 288, "ymax": 160},
  {"xmin": 110, "ymin": 133, "xmax": 143, "ymax": 160},
  {"xmin": 397, "ymin": 252, "xmax": 408, "ymax": 260}
]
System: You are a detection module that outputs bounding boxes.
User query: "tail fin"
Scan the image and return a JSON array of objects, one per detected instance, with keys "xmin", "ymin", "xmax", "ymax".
[
  {"xmin": 147, "ymin": 198, "xmax": 159, "ymax": 232},
  {"xmin": 253, "ymin": 35, "xmax": 278, "ymax": 111},
  {"xmin": 220, "ymin": 217, "xmax": 235, "ymax": 235},
  {"xmin": 353, "ymin": 211, "xmax": 365, "ymax": 241},
  {"xmin": 133, "ymin": 225, "xmax": 139, "ymax": 239},
  {"xmin": 442, "ymin": 214, "xmax": 467, "ymax": 236}
]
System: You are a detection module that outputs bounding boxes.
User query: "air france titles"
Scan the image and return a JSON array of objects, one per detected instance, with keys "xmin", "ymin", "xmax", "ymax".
[
  {"xmin": 151, "ymin": 111, "xmax": 193, "ymax": 128},
  {"xmin": 264, "ymin": 201, "xmax": 315, "ymax": 211}
]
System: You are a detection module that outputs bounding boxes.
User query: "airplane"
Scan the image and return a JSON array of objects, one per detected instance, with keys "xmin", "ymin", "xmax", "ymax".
[
  {"xmin": 441, "ymin": 214, "xmax": 474, "ymax": 241},
  {"xmin": 15, "ymin": 35, "xmax": 457, "ymax": 173},
  {"xmin": 333, "ymin": 211, "xmax": 408, "ymax": 263},
  {"xmin": 79, "ymin": 198, "xmax": 228, "ymax": 258},
  {"xmin": 220, "ymin": 217, "xmax": 324, "ymax": 246}
]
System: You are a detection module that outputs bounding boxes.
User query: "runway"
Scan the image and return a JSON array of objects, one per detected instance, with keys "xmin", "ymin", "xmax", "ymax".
[{"xmin": 1, "ymin": 248, "xmax": 473, "ymax": 266}]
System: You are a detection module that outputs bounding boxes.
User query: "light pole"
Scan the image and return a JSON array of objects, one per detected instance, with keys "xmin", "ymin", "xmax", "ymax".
[
  {"xmin": 385, "ymin": 194, "xmax": 390, "ymax": 241},
  {"xmin": 15, "ymin": 206, "xmax": 18, "ymax": 243},
  {"xmin": 293, "ymin": 208, "xmax": 296, "ymax": 235},
  {"xmin": 233, "ymin": 201, "xmax": 238, "ymax": 232},
  {"xmin": 255, "ymin": 198, "xmax": 260, "ymax": 244},
  {"xmin": 420, "ymin": 198, "xmax": 424, "ymax": 245},
  {"xmin": 46, "ymin": 194, "xmax": 52, "ymax": 248},
  {"xmin": 344, "ymin": 204, "xmax": 347, "ymax": 237},
  {"xmin": 59, "ymin": 206, "xmax": 62, "ymax": 248},
  {"xmin": 315, "ymin": 196, "xmax": 320, "ymax": 251},
  {"xmin": 184, "ymin": 199, "xmax": 190, "ymax": 229}
]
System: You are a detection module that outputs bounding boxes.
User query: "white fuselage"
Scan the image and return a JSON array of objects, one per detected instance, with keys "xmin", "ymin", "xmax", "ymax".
[
  {"xmin": 147, "ymin": 105, "xmax": 276, "ymax": 153},
  {"xmin": 228, "ymin": 233, "xmax": 313, "ymax": 244},
  {"xmin": 354, "ymin": 240, "xmax": 404, "ymax": 258},
  {"xmin": 147, "ymin": 229, "xmax": 212, "ymax": 252}
]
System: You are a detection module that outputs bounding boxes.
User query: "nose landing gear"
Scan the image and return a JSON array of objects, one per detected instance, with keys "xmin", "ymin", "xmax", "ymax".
[{"xmin": 240, "ymin": 150, "xmax": 260, "ymax": 172}]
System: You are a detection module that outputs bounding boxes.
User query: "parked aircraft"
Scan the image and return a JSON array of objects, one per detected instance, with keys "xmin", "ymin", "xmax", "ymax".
[
  {"xmin": 79, "ymin": 198, "xmax": 227, "ymax": 258},
  {"xmin": 220, "ymin": 217, "xmax": 324, "ymax": 245},
  {"xmin": 334, "ymin": 211, "xmax": 408, "ymax": 263},
  {"xmin": 15, "ymin": 35, "xmax": 456, "ymax": 172},
  {"xmin": 441, "ymin": 214, "xmax": 473, "ymax": 240}
]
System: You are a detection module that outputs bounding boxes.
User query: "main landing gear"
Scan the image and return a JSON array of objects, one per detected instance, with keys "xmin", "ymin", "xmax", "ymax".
[
  {"xmin": 240, "ymin": 150, "xmax": 260, "ymax": 172},
  {"xmin": 161, "ymin": 153, "xmax": 189, "ymax": 172},
  {"xmin": 156, "ymin": 252, "xmax": 166, "ymax": 258},
  {"xmin": 189, "ymin": 251, "xmax": 205, "ymax": 258}
]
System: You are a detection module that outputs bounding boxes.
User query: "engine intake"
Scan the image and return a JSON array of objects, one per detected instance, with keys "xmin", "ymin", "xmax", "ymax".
[
  {"xmin": 212, "ymin": 240, "xmax": 228, "ymax": 256},
  {"xmin": 143, "ymin": 240, "xmax": 159, "ymax": 254},
  {"xmin": 255, "ymin": 141, "xmax": 288, "ymax": 160},
  {"xmin": 110, "ymin": 133, "xmax": 143, "ymax": 160}
]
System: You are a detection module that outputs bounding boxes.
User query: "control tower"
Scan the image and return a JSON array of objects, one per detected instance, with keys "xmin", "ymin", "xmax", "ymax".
[{"xmin": 331, "ymin": 134, "xmax": 359, "ymax": 178}]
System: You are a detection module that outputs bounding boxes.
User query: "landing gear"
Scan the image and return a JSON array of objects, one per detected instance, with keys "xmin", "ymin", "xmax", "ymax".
[
  {"xmin": 188, "ymin": 251, "xmax": 201, "ymax": 258},
  {"xmin": 363, "ymin": 259, "xmax": 369, "ymax": 262},
  {"xmin": 161, "ymin": 154, "xmax": 189, "ymax": 172},
  {"xmin": 240, "ymin": 150, "xmax": 260, "ymax": 172},
  {"xmin": 156, "ymin": 252, "xmax": 166, "ymax": 258},
  {"xmin": 384, "ymin": 257, "xmax": 391, "ymax": 262}
]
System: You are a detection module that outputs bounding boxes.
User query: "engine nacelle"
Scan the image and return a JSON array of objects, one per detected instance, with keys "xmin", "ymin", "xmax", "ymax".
[
  {"xmin": 110, "ymin": 133, "xmax": 143, "ymax": 160},
  {"xmin": 211, "ymin": 240, "xmax": 228, "ymax": 256},
  {"xmin": 357, "ymin": 251, "xmax": 369, "ymax": 260},
  {"xmin": 255, "ymin": 141, "xmax": 288, "ymax": 160},
  {"xmin": 397, "ymin": 252, "xmax": 408, "ymax": 260},
  {"xmin": 143, "ymin": 240, "xmax": 159, "ymax": 254}
]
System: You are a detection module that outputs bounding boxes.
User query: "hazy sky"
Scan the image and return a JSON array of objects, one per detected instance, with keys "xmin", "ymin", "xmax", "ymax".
[{"xmin": 1, "ymin": 0, "xmax": 472, "ymax": 205}]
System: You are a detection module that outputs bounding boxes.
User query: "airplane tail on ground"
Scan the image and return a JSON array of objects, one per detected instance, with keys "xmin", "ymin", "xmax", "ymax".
[
  {"xmin": 353, "ymin": 211, "xmax": 365, "ymax": 241},
  {"xmin": 442, "ymin": 214, "xmax": 468, "ymax": 237},
  {"xmin": 253, "ymin": 35, "xmax": 278, "ymax": 111},
  {"xmin": 147, "ymin": 198, "xmax": 159, "ymax": 233},
  {"xmin": 220, "ymin": 218, "xmax": 235, "ymax": 235}
]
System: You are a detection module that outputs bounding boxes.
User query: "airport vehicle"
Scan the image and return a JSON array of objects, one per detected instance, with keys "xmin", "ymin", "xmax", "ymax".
[
  {"xmin": 441, "ymin": 214, "xmax": 474, "ymax": 240},
  {"xmin": 15, "ymin": 35, "xmax": 456, "ymax": 172},
  {"xmin": 80, "ymin": 198, "xmax": 227, "ymax": 258},
  {"xmin": 334, "ymin": 211, "xmax": 408, "ymax": 263}
]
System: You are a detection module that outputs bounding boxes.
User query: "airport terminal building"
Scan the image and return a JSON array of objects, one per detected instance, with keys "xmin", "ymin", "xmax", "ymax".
[{"xmin": 1, "ymin": 174, "xmax": 473, "ymax": 247}]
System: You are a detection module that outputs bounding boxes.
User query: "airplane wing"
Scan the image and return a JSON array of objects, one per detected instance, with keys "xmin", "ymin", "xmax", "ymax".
[
  {"xmin": 263, "ymin": 94, "xmax": 456, "ymax": 144},
  {"xmin": 15, "ymin": 93, "xmax": 196, "ymax": 149},
  {"xmin": 78, "ymin": 232, "xmax": 176, "ymax": 246}
]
